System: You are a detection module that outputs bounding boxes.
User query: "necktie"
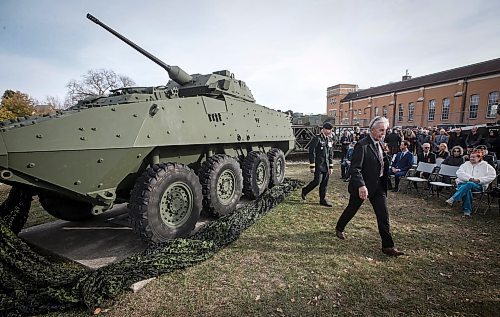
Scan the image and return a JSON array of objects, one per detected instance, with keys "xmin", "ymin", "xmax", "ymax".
[{"xmin": 375, "ymin": 143, "xmax": 384, "ymax": 176}]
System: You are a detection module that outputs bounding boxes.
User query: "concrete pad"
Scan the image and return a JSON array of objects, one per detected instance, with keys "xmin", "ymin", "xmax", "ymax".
[
  {"xmin": 19, "ymin": 204, "xmax": 148, "ymax": 269},
  {"xmin": 18, "ymin": 200, "xmax": 249, "ymax": 269}
]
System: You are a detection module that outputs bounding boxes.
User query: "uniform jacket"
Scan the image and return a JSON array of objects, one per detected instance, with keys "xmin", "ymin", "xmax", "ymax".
[
  {"xmin": 456, "ymin": 160, "xmax": 497, "ymax": 190},
  {"xmin": 417, "ymin": 151, "xmax": 436, "ymax": 164},
  {"xmin": 391, "ymin": 151, "xmax": 413, "ymax": 172},
  {"xmin": 348, "ymin": 135, "xmax": 390, "ymax": 196},
  {"xmin": 309, "ymin": 133, "xmax": 334, "ymax": 172}
]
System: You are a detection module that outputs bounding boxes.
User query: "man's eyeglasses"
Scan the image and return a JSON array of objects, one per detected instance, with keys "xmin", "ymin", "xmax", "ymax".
[
  {"xmin": 453, "ymin": 150, "xmax": 461, "ymax": 152},
  {"xmin": 423, "ymin": 147, "xmax": 430, "ymax": 149}
]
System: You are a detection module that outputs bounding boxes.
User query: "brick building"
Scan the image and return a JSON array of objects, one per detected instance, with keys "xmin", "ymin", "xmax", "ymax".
[{"xmin": 326, "ymin": 58, "xmax": 500, "ymax": 128}]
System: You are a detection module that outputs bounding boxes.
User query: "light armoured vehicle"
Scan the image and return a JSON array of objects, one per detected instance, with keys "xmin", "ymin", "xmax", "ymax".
[{"xmin": 0, "ymin": 14, "xmax": 294, "ymax": 242}]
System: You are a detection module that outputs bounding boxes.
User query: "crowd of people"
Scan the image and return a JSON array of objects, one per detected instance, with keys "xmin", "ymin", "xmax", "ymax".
[
  {"xmin": 301, "ymin": 121, "xmax": 498, "ymax": 257},
  {"xmin": 340, "ymin": 125, "xmax": 499, "ymax": 217}
]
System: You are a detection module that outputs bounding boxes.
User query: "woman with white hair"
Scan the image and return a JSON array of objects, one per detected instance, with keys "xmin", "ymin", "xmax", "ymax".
[
  {"xmin": 446, "ymin": 149, "xmax": 496, "ymax": 217},
  {"xmin": 433, "ymin": 128, "xmax": 449, "ymax": 152}
]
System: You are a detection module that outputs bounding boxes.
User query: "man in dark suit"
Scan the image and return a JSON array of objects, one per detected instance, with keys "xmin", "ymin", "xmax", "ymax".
[
  {"xmin": 417, "ymin": 143, "xmax": 436, "ymax": 164},
  {"xmin": 389, "ymin": 140, "xmax": 414, "ymax": 192},
  {"xmin": 335, "ymin": 116, "xmax": 405, "ymax": 256},
  {"xmin": 302, "ymin": 122, "xmax": 334, "ymax": 207}
]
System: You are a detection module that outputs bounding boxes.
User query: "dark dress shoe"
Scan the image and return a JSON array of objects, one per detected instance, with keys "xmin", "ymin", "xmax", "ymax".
[
  {"xmin": 301, "ymin": 188, "xmax": 306, "ymax": 200},
  {"xmin": 382, "ymin": 247, "xmax": 405, "ymax": 256},
  {"xmin": 320, "ymin": 200, "xmax": 333, "ymax": 207},
  {"xmin": 335, "ymin": 230, "xmax": 346, "ymax": 240},
  {"xmin": 392, "ymin": 188, "xmax": 399, "ymax": 192}
]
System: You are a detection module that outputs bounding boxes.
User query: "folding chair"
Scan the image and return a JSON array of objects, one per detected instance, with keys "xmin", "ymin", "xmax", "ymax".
[
  {"xmin": 405, "ymin": 162, "xmax": 436, "ymax": 193},
  {"xmin": 473, "ymin": 173, "xmax": 499, "ymax": 215},
  {"xmin": 435, "ymin": 158, "xmax": 444, "ymax": 168},
  {"xmin": 428, "ymin": 164, "xmax": 459, "ymax": 197}
]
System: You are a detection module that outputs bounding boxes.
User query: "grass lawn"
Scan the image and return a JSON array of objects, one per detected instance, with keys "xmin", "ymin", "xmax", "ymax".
[{"xmin": 3, "ymin": 160, "xmax": 499, "ymax": 316}]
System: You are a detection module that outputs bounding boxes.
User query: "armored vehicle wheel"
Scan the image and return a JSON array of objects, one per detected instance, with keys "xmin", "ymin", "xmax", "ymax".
[
  {"xmin": 38, "ymin": 194, "xmax": 94, "ymax": 222},
  {"xmin": 267, "ymin": 148, "xmax": 286, "ymax": 188},
  {"xmin": 242, "ymin": 151, "xmax": 270, "ymax": 199},
  {"xmin": 128, "ymin": 163, "xmax": 202, "ymax": 243},
  {"xmin": 199, "ymin": 155, "xmax": 243, "ymax": 217}
]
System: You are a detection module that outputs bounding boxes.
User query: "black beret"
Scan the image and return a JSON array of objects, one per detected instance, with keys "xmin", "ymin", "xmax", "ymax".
[{"xmin": 323, "ymin": 122, "xmax": 333, "ymax": 130}]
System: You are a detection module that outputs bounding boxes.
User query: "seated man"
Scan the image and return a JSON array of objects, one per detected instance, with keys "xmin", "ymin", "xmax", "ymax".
[
  {"xmin": 388, "ymin": 140, "xmax": 413, "ymax": 192},
  {"xmin": 446, "ymin": 150, "xmax": 497, "ymax": 217},
  {"xmin": 474, "ymin": 145, "xmax": 497, "ymax": 170},
  {"xmin": 417, "ymin": 142, "xmax": 437, "ymax": 164},
  {"xmin": 341, "ymin": 141, "xmax": 356, "ymax": 181}
]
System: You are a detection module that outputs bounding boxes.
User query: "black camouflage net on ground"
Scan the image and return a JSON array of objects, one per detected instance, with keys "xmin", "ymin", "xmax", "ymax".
[{"xmin": 0, "ymin": 179, "xmax": 303, "ymax": 317}]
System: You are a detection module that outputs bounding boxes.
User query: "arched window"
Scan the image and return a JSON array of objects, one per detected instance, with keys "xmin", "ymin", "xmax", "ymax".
[
  {"xmin": 441, "ymin": 98, "xmax": 450, "ymax": 120},
  {"xmin": 487, "ymin": 92, "xmax": 499, "ymax": 118},
  {"xmin": 374, "ymin": 107, "xmax": 379, "ymax": 116},
  {"xmin": 382, "ymin": 106, "xmax": 387, "ymax": 117},
  {"xmin": 469, "ymin": 94, "xmax": 479, "ymax": 119}
]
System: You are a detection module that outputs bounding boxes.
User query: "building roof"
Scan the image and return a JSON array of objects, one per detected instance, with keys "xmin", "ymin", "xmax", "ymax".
[{"xmin": 341, "ymin": 57, "xmax": 500, "ymax": 102}]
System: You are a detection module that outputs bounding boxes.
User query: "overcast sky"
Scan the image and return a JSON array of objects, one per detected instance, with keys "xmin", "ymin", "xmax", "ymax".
[{"xmin": 1, "ymin": 0, "xmax": 499, "ymax": 114}]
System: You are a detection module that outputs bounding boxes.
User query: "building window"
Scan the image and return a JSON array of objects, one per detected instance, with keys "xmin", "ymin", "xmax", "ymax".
[
  {"xmin": 374, "ymin": 107, "xmax": 379, "ymax": 116},
  {"xmin": 408, "ymin": 102, "xmax": 414, "ymax": 122},
  {"xmin": 441, "ymin": 98, "xmax": 450, "ymax": 121},
  {"xmin": 398, "ymin": 104, "xmax": 404, "ymax": 122},
  {"xmin": 330, "ymin": 98, "xmax": 336, "ymax": 105},
  {"xmin": 428, "ymin": 99, "xmax": 436, "ymax": 121},
  {"xmin": 487, "ymin": 91, "xmax": 498, "ymax": 118},
  {"xmin": 383, "ymin": 106, "xmax": 387, "ymax": 117},
  {"xmin": 358, "ymin": 109, "xmax": 362, "ymax": 115},
  {"xmin": 469, "ymin": 94, "xmax": 479, "ymax": 119}
]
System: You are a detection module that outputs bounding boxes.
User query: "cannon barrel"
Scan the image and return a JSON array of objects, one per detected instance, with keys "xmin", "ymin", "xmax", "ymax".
[{"xmin": 86, "ymin": 13, "xmax": 193, "ymax": 85}]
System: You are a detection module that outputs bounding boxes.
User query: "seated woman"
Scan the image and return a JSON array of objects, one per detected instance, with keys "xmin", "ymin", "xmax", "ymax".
[
  {"xmin": 435, "ymin": 143, "xmax": 449, "ymax": 159},
  {"xmin": 443, "ymin": 146, "xmax": 465, "ymax": 166},
  {"xmin": 445, "ymin": 150, "xmax": 497, "ymax": 217},
  {"xmin": 439, "ymin": 146, "xmax": 465, "ymax": 186}
]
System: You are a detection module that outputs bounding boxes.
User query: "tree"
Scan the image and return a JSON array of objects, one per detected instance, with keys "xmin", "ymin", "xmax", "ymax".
[
  {"xmin": 66, "ymin": 69, "xmax": 136, "ymax": 106},
  {"xmin": 0, "ymin": 90, "xmax": 36, "ymax": 121}
]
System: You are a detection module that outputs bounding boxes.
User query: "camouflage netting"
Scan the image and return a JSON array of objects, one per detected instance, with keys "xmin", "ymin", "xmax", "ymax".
[{"xmin": 0, "ymin": 179, "xmax": 303, "ymax": 317}]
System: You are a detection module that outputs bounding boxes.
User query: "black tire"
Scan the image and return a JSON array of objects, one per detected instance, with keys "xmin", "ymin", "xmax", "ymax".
[
  {"xmin": 128, "ymin": 163, "xmax": 202, "ymax": 243},
  {"xmin": 242, "ymin": 151, "xmax": 270, "ymax": 199},
  {"xmin": 268, "ymin": 148, "xmax": 286, "ymax": 188},
  {"xmin": 199, "ymin": 155, "xmax": 243, "ymax": 217},
  {"xmin": 39, "ymin": 193, "xmax": 94, "ymax": 222}
]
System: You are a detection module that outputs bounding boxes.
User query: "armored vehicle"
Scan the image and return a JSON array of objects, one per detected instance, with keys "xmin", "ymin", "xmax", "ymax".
[{"xmin": 0, "ymin": 14, "xmax": 294, "ymax": 242}]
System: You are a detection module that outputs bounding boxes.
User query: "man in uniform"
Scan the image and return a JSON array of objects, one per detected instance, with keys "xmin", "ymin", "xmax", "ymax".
[
  {"xmin": 301, "ymin": 122, "xmax": 334, "ymax": 207},
  {"xmin": 335, "ymin": 116, "xmax": 405, "ymax": 256}
]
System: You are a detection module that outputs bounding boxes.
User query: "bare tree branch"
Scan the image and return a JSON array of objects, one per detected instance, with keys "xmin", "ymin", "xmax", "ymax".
[{"xmin": 65, "ymin": 69, "xmax": 136, "ymax": 107}]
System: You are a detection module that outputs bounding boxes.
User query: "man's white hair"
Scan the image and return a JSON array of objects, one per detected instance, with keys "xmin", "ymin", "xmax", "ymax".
[{"xmin": 369, "ymin": 116, "xmax": 389, "ymax": 129}]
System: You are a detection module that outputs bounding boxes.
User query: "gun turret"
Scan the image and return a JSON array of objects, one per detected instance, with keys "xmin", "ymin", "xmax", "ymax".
[{"xmin": 87, "ymin": 13, "xmax": 193, "ymax": 85}]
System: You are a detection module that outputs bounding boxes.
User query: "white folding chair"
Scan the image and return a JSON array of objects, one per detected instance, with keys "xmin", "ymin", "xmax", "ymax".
[
  {"xmin": 429, "ymin": 164, "xmax": 459, "ymax": 197},
  {"xmin": 473, "ymin": 173, "xmax": 499, "ymax": 215},
  {"xmin": 435, "ymin": 158, "xmax": 444, "ymax": 168},
  {"xmin": 406, "ymin": 162, "xmax": 436, "ymax": 192},
  {"xmin": 412, "ymin": 155, "xmax": 418, "ymax": 168}
]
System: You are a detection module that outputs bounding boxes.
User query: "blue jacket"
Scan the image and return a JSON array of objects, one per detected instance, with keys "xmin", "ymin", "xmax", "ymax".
[{"xmin": 391, "ymin": 151, "xmax": 413, "ymax": 172}]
